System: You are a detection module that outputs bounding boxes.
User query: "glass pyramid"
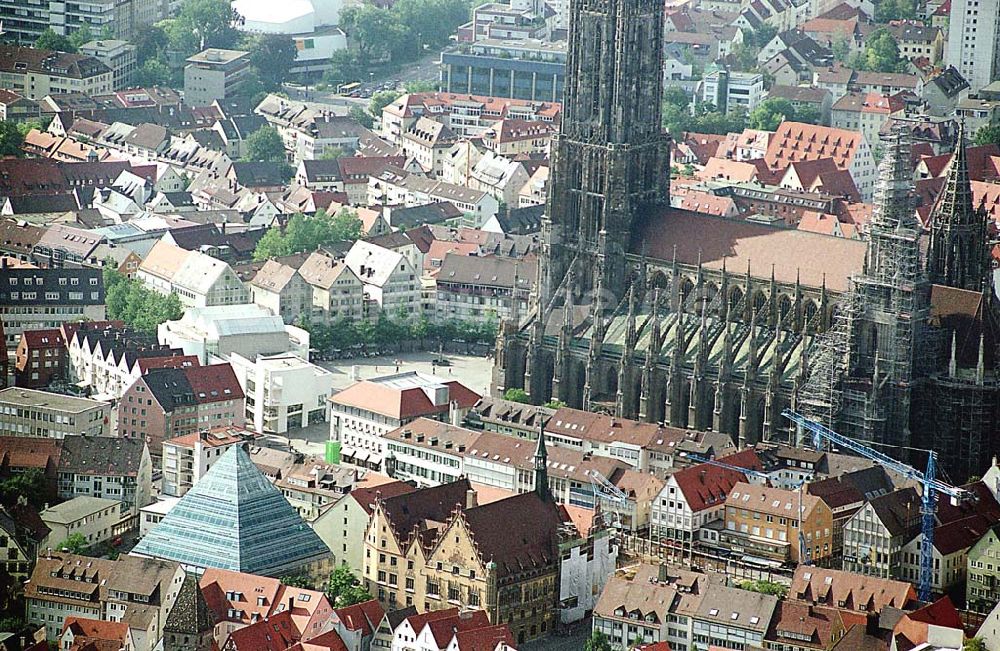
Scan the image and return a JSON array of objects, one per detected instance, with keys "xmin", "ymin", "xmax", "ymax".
[{"xmin": 132, "ymin": 445, "xmax": 331, "ymax": 576}]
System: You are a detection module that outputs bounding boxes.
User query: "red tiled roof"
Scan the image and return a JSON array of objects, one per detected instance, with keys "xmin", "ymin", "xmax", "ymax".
[
  {"xmin": 289, "ymin": 629, "xmax": 349, "ymax": 651},
  {"xmin": 426, "ymin": 610, "xmax": 492, "ymax": 647},
  {"xmin": 0, "ymin": 436, "xmax": 61, "ymax": 469},
  {"xmin": 401, "ymin": 608, "xmax": 461, "ymax": 636},
  {"xmin": 20, "ymin": 328, "xmax": 64, "ymax": 348},
  {"xmin": 331, "ymin": 378, "xmax": 480, "ymax": 420},
  {"xmin": 451, "ymin": 623, "xmax": 517, "ymax": 651},
  {"xmin": 185, "ymin": 363, "xmax": 245, "ymax": 403},
  {"xmin": 224, "ymin": 610, "xmax": 299, "ymax": 651},
  {"xmin": 63, "ymin": 617, "xmax": 129, "ymax": 642},
  {"xmin": 349, "ymin": 481, "xmax": 416, "ymax": 515},
  {"xmin": 136, "ymin": 355, "xmax": 200, "ymax": 373},
  {"xmin": 333, "ymin": 599, "xmax": 385, "ymax": 636},
  {"xmin": 672, "ymin": 462, "xmax": 748, "ymax": 513},
  {"xmin": 764, "ymin": 122, "xmax": 863, "ymax": 172}
]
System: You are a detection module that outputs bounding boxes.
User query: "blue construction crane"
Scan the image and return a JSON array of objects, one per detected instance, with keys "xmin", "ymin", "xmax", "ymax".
[
  {"xmin": 683, "ymin": 453, "xmax": 811, "ymax": 567},
  {"xmin": 783, "ymin": 409, "xmax": 975, "ymax": 602}
]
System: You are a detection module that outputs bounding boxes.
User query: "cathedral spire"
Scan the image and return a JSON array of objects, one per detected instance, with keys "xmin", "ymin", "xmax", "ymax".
[{"xmin": 927, "ymin": 121, "xmax": 991, "ymax": 291}]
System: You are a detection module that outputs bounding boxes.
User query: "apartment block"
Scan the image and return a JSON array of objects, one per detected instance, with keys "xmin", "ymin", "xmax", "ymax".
[
  {"xmin": 183, "ymin": 48, "xmax": 251, "ymax": 107},
  {"xmin": 721, "ymin": 481, "xmax": 834, "ymax": 565},
  {"xmin": 0, "ymin": 45, "xmax": 112, "ymax": 100},
  {"xmin": 79, "ymin": 39, "xmax": 137, "ymax": 91},
  {"xmin": 58, "ymin": 434, "xmax": 153, "ymax": 516},
  {"xmin": 0, "ymin": 387, "xmax": 110, "ymax": 439},
  {"xmin": 14, "ymin": 328, "xmax": 66, "ymax": 389},
  {"xmin": 39, "ymin": 495, "xmax": 128, "ymax": 550},
  {"xmin": 160, "ymin": 426, "xmax": 252, "ymax": 497},
  {"xmin": 947, "ymin": 0, "xmax": 1000, "ymax": 92}
]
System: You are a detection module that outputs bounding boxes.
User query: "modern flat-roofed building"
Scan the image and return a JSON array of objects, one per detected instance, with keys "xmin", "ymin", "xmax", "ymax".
[
  {"xmin": 160, "ymin": 426, "xmax": 253, "ymax": 497},
  {"xmin": 79, "ymin": 40, "xmax": 137, "ymax": 90},
  {"xmin": 440, "ymin": 39, "xmax": 566, "ymax": 102},
  {"xmin": 230, "ymin": 352, "xmax": 333, "ymax": 435},
  {"xmin": 184, "ymin": 48, "xmax": 251, "ymax": 107},
  {"xmin": 0, "ymin": 387, "xmax": 110, "ymax": 439}
]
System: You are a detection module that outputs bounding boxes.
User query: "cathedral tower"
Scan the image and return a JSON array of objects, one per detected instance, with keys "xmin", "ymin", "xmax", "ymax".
[
  {"xmin": 927, "ymin": 123, "xmax": 992, "ymax": 291},
  {"xmin": 541, "ymin": 0, "xmax": 671, "ymax": 306}
]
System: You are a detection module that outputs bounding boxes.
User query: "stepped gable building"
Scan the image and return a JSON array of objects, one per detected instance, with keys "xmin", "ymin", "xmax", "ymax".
[
  {"xmin": 798, "ymin": 123, "xmax": 1000, "ymax": 482},
  {"xmin": 492, "ymin": 0, "xmax": 1000, "ymax": 479}
]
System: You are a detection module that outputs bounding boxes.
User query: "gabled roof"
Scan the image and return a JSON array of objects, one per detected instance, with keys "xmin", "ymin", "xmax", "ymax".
[
  {"xmin": 671, "ymin": 462, "xmax": 747, "ymax": 513},
  {"xmin": 334, "ymin": 599, "xmax": 385, "ymax": 636},
  {"xmin": 349, "ymin": 481, "xmax": 417, "ymax": 516},
  {"xmin": 224, "ymin": 610, "xmax": 299, "ymax": 651},
  {"xmin": 457, "ymin": 491, "xmax": 562, "ymax": 578},
  {"xmin": 59, "ymin": 435, "xmax": 144, "ymax": 477},
  {"xmin": 790, "ymin": 566, "xmax": 916, "ymax": 612}
]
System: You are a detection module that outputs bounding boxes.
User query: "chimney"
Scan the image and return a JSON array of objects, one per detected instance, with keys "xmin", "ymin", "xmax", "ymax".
[
  {"xmin": 700, "ymin": 470, "xmax": 706, "ymax": 484},
  {"xmin": 449, "ymin": 400, "xmax": 461, "ymax": 426},
  {"xmin": 658, "ymin": 564, "xmax": 668, "ymax": 584},
  {"xmin": 466, "ymin": 489, "xmax": 478, "ymax": 509},
  {"xmin": 288, "ymin": 596, "xmax": 294, "ymax": 612}
]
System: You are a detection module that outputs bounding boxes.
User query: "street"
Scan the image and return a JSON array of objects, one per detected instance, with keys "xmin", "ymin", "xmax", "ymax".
[{"xmin": 282, "ymin": 52, "xmax": 442, "ymax": 105}]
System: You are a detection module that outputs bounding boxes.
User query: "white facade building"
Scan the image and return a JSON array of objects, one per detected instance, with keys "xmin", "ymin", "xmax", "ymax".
[
  {"xmin": 947, "ymin": 0, "xmax": 1000, "ymax": 92},
  {"xmin": 230, "ymin": 353, "xmax": 333, "ymax": 435},
  {"xmin": 158, "ymin": 304, "xmax": 310, "ymax": 365},
  {"xmin": 344, "ymin": 240, "xmax": 422, "ymax": 318}
]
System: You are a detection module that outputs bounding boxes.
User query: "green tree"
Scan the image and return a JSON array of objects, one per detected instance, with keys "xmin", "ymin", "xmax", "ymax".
[
  {"xmin": 103, "ymin": 266, "xmax": 183, "ymax": 334},
  {"xmin": 340, "ymin": 4, "xmax": 407, "ymax": 63},
  {"xmin": 964, "ymin": 638, "xmax": 987, "ymax": 651},
  {"xmin": 585, "ymin": 631, "xmax": 613, "ymax": 651},
  {"xmin": 503, "ymin": 388, "xmax": 530, "ymax": 403},
  {"xmin": 369, "ymin": 90, "xmax": 402, "ymax": 118},
  {"xmin": 974, "ymin": 124, "xmax": 1000, "ymax": 147},
  {"xmin": 831, "ymin": 33, "xmax": 852, "ymax": 62},
  {"xmin": 0, "ymin": 469, "xmax": 49, "ymax": 509},
  {"xmin": 320, "ymin": 146, "xmax": 348, "ymax": 160},
  {"xmin": 325, "ymin": 565, "xmax": 372, "ymax": 607},
  {"xmin": 750, "ymin": 24, "xmax": 778, "ymax": 48},
  {"xmin": 133, "ymin": 24, "xmax": 168, "ymax": 64},
  {"xmin": 68, "ymin": 25, "xmax": 94, "ymax": 50},
  {"xmin": 852, "ymin": 28, "xmax": 906, "ymax": 73},
  {"xmin": 404, "ymin": 80, "xmax": 437, "ymax": 92},
  {"xmin": 253, "ymin": 209, "xmax": 363, "ymax": 260},
  {"xmin": 794, "ymin": 104, "xmax": 822, "ymax": 125},
  {"xmin": 663, "ymin": 86, "xmax": 690, "ymax": 109},
  {"xmin": 874, "ymin": 0, "xmax": 917, "ymax": 22},
  {"xmin": 243, "ymin": 125, "xmax": 287, "ymax": 163},
  {"xmin": 349, "ymin": 105, "xmax": 374, "ymax": 130},
  {"xmin": 0, "ymin": 121, "xmax": 25, "ymax": 157},
  {"xmin": 167, "ymin": 0, "xmax": 239, "ymax": 57},
  {"xmin": 324, "ymin": 50, "xmax": 365, "ymax": 87},
  {"xmin": 543, "ymin": 399, "xmax": 565, "ymax": 409},
  {"xmin": 35, "ymin": 28, "xmax": 76, "ymax": 52},
  {"xmin": 281, "ymin": 574, "xmax": 314, "ymax": 589},
  {"xmin": 748, "ymin": 97, "xmax": 797, "ymax": 131},
  {"xmin": 133, "ymin": 59, "xmax": 172, "ymax": 87},
  {"xmin": 58, "ymin": 533, "xmax": 89, "ymax": 554},
  {"xmin": 247, "ymin": 34, "xmax": 298, "ymax": 90},
  {"xmin": 738, "ymin": 579, "xmax": 789, "ymax": 598}
]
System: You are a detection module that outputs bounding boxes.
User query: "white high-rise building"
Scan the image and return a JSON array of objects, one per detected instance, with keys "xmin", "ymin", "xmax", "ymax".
[{"xmin": 947, "ymin": 0, "xmax": 1000, "ymax": 92}]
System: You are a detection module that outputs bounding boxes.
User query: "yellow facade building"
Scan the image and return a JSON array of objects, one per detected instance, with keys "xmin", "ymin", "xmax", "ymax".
[{"xmin": 363, "ymin": 435, "xmax": 566, "ymax": 644}]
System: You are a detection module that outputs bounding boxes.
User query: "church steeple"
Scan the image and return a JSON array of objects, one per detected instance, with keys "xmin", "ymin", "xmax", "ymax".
[
  {"xmin": 534, "ymin": 423, "xmax": 551, "ymax": 501},
  {"xmin": 927, "ymin": 122, "xmax": 991, "ymax": 291},
  {"xmin": 542, "ymin": 0, "xmax": 671, "ymax": 302}
]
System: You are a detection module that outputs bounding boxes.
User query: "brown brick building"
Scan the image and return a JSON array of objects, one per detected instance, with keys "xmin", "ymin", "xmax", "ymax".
[
  {"xmin": 118, "ymin": 364, "xmax": 245, "ymax": 456},
  {"xmin": 14, "ymin": 328, "xmax": 66, "ymax": 388}
]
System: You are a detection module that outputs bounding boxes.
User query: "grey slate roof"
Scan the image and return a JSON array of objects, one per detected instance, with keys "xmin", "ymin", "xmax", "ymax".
[{"xmin": 59, "ymin": 435, "xmax": 145, "ymax": 477}]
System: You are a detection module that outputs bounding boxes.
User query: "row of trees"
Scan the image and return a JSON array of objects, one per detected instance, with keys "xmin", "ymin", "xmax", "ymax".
[
  {"xmin": 104, "ymin": 267, "xmax": 184, "ymax": 335},
  {"xmin": 253, "ymin": 209, "xmax": 364, "ymax": 261},
  {"xmin": 303, "ymin": 313, "xmax": 498, "ymax": 352},
  {"xmin": 662, "ymin": 87, "xmax": 748, "ymax": 137}
]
